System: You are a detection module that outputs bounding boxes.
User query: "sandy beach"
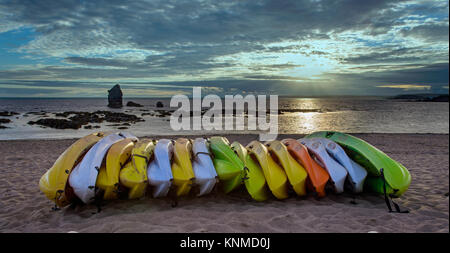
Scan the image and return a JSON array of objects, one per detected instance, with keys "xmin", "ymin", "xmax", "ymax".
[{"xmin": 0, "ymin": 133, "xmax": 448, "ymax": 233}]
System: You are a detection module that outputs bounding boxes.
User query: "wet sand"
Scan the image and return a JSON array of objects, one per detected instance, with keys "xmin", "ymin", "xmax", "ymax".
[{"xmin": 0, "ymin": 133, "xmax": 448, "ymax": 233}]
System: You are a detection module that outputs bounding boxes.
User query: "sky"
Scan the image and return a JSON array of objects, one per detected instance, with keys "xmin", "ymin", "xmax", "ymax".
[{"xmin": 0, "ymin": 0, "xmax": 448, "ymax": 97}]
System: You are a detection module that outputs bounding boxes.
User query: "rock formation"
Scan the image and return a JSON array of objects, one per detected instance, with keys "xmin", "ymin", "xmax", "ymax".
[
  {"xmin": 0, "ymin": 111, "xmax": 19, "ymax": 117},
  {"xmin": 108, "ymin": 84, "xmax": 123, "ymax": 108},
  {"xmin": 28, "ymin": 111, "xmax": 144, "ymax": 129},
  {"xmin": 156, "ymin": 101, "xmax": 164, "ymax": 108},
  {"xmin": 0, "ymin": 118, "xmax": 11, "ymax": 129},
  {"xmin": 126, "ymin": 101, "xmax": 143, "ymax": 107}
]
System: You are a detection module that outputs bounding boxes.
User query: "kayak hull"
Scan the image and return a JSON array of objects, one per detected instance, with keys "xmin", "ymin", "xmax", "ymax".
[
  {"xmin": 298, "ymin": 138, "xmax": 348, "ymax": 194},
  {"xmin": 282, "ymin": 139, "xmax": 329, "ymax": 197},
  {"xmin": 96, "ymin": 138, "xmax": 137, "ymax": 200},
  {"xmin": 311, "ymin": 138, "xmax": 367, "ymax": 193},
  {"xmin": 39, "ymin": 132, "xmax": 104, "ymax": 207},
  {"xmin": 147, "ymin": 139, "xmax": 174, "ymax": 198},
  {"xmin": 209, "ymin": 137, "xmax": 245, "ymax": 193},
  {"xmin": 266, "ymin": 140, "xmax": 308, "ymax": 196},
  {"xmin": 70, "ymin": 133, "xmax": 128, "ymax": 204},
  {"xmin": 231, "ymin": 141, "xmax": 270, "ymax": 201},
  {"xmin": 247, "ymin": 141, "xmax": 289, "ymax": 200},
  {"xmin": 119, "ymin": 139, "xmax": 155, "ymax": 199},
  {"xmin": 151, "ymin": 180, "xmax": 172, "ymax": 198},
  {"xmin": 349, "ymin": 159, "xmax": 367, "ymax": 193},
  {"xmin": 171, "ymin": 138, "xmax": 195, "ymax": 197},
  {"xmin": 192, "ymin": 138, "xmax": 218, "ymax": 196}
]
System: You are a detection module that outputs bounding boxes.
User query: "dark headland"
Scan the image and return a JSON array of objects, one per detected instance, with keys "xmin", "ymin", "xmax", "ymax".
[{"xmin": 391, "ymin": 94, "xmax": 449, "ymax": 102}]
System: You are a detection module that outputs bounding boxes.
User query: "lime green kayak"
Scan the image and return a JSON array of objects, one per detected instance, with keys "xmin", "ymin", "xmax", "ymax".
[
  {"xmin": 305, "ymin": 131, "xmax": 411, "ymax": 198},
  {"xmin": 209, "ymin": 137, "xmax": 245, "ymax": 193},
  {"xmin": 230, "ymin": 141, "xmax": 270, "ymax": 201}
]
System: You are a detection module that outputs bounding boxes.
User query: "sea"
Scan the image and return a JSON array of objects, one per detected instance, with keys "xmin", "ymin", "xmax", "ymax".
[{"xmin": 0, "ymin": 97, "xmax": 448, "ymax": 140}]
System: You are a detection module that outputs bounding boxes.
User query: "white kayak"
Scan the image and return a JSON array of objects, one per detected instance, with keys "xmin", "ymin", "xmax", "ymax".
[
  {"xmin": 69, "ymin": 132, "xmax": 137, "ymax": 203},
  {"xmin": 298, "ymin": 138, "xmax": 348, "ymax": 193},
  {"xmin": 147, "ymin": 139, "xmax": 174, "ymax": 198},
  {"xmin": 192, "ymin": 138, "xmax": 218, "ymax": 196},
  {"xmin": 312, "ymin": 137, "xmax": 368, "ymax": 193}
]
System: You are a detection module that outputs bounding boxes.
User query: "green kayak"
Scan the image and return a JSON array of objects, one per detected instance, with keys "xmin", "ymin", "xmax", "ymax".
[
  {"xmin": 305, "ymin": 131, "xmax": 411, "ymax": 197},
  {"xmin": 209, "ymin": 136, "xmax": 245, "ymax": 193}
]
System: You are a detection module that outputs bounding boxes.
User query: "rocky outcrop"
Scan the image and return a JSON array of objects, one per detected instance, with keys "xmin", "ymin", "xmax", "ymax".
[
  {"xmin": 126, "ymin": 101, "xmax": 143, "ymax": 107},
  {"xmin": 95, "ymin": 111, "xmax": 143, "ymax": 123},
  {"xmin": 28, "ymin": 111, "xmax": 144, "ymax": 129},
  {"xmin": 0, "ymin": 111, "xmax": 19, "ymax": 117},
  {"xmin": 108, "ymin": 84, "xmax": 123, "ymax": 108},
  {"xmin": 156, "ymin": 101, "xmax": 164, "ymax": 108},
  {"xmin": 0, "ymin": 118, "xmax": 12, "ymax": 129},
  {"xmin": 28, "ymin": 118, "xmax": 81, "ymax": 129}
]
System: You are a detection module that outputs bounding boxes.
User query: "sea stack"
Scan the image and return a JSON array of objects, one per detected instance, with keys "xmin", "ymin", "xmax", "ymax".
[{"xmin": 108, "ymin": 84, "xmax": 123, "ymax": 108}]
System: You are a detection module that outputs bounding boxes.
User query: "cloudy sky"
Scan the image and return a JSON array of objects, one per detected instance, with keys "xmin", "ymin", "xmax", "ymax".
[{"xmin": 0, "ymin": 0, "xmax": 448, "ymax": 97}]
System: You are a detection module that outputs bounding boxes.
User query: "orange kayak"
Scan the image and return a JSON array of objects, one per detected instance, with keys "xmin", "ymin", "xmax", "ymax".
[{"xmin": 282, "ymin": 139, "xmax": 329, "ymax": 197}]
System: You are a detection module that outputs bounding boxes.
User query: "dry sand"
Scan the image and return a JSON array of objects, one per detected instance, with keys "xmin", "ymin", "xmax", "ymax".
[{"xmin": 0, "ymin": 134, "xmax": 448, "ymax": 233}]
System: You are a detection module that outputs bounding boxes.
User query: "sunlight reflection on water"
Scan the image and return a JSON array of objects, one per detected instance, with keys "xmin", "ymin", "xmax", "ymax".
[{"xmin": 0, "ymin": 97, "xmax": 448, "ymax": 140}]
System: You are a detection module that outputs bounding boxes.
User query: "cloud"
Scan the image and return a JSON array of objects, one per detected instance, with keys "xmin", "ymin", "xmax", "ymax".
[
  {"xmin": 342, "ymin": 47, "xmax": 430, "ymax": 64},
  {"xmin": 64, "ymin": 57, "xmax": 146, "ymax": 68},
  {"xmin": 400, "ymin": 23, "xmax": 449, "ymax": 42},
  {"xmin": 242, "ymin": 74, "xmax": 304, "ymax": 81},
  {"xmin": 0, "ymin": 0, "xmax": 448, "ymax": 97},
  {"xmin": 376, "ymin": 84, "xmax": 431, "ymax": 90},
  {"xmin": 0, "ymin": 0, "xmax": 431, "ymax": 56},
  {"xmin": 323, "ymin": 62, "xmax": 449, "ymax": 94}
]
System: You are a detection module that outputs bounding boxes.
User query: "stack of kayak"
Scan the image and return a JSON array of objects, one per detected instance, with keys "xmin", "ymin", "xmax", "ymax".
[{"xmin": 39, "ymin": 131, "xmax": 411, "ymax": 212}]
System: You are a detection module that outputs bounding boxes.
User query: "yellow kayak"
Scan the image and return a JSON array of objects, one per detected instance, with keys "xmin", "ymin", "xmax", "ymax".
[
  {"xmin": 171, "ymin": 138, "xmax": 195, "ymax": 197},
  {"xmin": 96, "ymin": 138, "xmax": 136, "ymax": 200},
  {"xmin": 246, "ymin": 141, "xmax": 289, "ymax": 199},
  {"xmin": 119, "ymin": 139, "xmax": 155, "ymax": 199},
  {"xmin": 39, "ymin": 132, "xmax": 104, "ymax": 207},
  {"xmin": 230, "ymin": 141, "xmax": 270, "ymax": 201},
  {"xmin": 266, "ymin": 140, "xmax": 307, "ymax": 196}
]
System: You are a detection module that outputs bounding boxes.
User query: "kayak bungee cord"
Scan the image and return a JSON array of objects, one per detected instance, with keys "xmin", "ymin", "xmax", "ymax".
[
  {"xmin": 242, "ymin": 167, "xmax": 250, "ymax": 182},
  {"xmin": 230, "ymin": 144, "xmax": 250, "ymax": 182},
  {"xmin": 52, "ymin": 190, "xmax": 64, "ymax": 211},
  {"xmin": 381, "ymin": 168, "xmax": 409, "ymax": 213}
]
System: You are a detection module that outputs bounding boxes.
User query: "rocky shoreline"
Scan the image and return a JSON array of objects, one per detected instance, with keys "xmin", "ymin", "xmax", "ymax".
[{"xmin": 1, "ymin": 107, "xmax": 329, "ymax": 130}]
